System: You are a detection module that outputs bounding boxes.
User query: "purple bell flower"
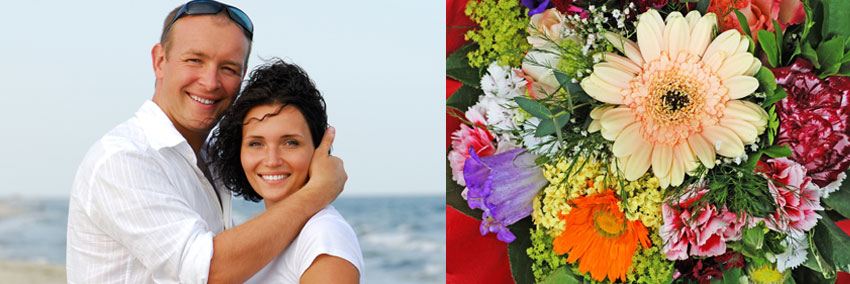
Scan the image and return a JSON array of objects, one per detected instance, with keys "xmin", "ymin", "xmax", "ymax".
[
  {"xmin": 521, "ymin": 0, "xmax": 552, "ymax": 16},
  {"xmin": 464, "ymin": 147, "xmax": 548, "ymax": 243}
]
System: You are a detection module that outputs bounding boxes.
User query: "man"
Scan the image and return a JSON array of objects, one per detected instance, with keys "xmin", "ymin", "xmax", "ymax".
[{"xmin": 66, "ymin": 1, "xmax": 347, "ymax": 283}]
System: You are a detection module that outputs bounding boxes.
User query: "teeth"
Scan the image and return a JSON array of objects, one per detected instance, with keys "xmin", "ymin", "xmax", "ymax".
[
  {"xmin": 261, "ymin": 174, "xmax": 289, "ymax": 181},
  {"xmin": 190, "ymin": 95, "xmax": 214, "ymax": 105}
]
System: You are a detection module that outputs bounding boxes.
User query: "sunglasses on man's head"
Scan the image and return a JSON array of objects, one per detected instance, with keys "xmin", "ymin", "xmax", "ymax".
[{"xmin": 163, "ymin": 0, "xmax": 254, "ymax": 40}]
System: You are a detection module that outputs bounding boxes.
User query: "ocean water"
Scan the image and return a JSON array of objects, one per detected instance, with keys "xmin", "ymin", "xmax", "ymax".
[{"xmin": 0, "ymin": 196, "xmax": 445, "ymax": 283}]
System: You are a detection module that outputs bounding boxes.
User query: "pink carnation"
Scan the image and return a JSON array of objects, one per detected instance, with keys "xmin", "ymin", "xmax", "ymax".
[
  {"xmin": 448, "ymin": 108, "xmax": 496, "ymax": 186},
  {"xmin": 758, "ymin": 158, "xmax": 823, "ymax": 237},
  {"xmin": 660, "ymin": 187, "xmax": 746, "ymax": 260}
]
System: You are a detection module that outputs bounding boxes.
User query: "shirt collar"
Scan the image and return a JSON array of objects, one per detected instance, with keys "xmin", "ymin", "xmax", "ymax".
[{"xmin": 135, "ymin": 100, "xmax": 190, "ymax": 151}]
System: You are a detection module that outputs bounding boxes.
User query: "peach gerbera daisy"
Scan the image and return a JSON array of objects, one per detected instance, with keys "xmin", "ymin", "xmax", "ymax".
[
  {"xmin": 583, "ymin": 9, "xmax": 769, "ymax": 188},
  {"xmin": 553, "ymin": 190, "xmax": 651, "ymax": 282}
]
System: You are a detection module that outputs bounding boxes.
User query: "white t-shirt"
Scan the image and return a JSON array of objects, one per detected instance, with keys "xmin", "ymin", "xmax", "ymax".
[{"xmin": 245, "ymin": 205, "xmax": 364, "ymax": 283}]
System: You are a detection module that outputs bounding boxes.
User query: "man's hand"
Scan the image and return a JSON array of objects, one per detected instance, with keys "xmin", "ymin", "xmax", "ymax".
[{"xmin": 305, "ymin": 126, "xmax": 347, "ymax": 204}]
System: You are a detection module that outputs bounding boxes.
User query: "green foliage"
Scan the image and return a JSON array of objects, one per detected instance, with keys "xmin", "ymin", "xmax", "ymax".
[
  {"xmin": 446, "ymin": 42, "xmax": 484, "ymax": 87},
  {"xmin": 823, "ymin": 170, "xmax": 850, "ymax": 219},
  {"xmin": 446, "ymin": 84, "xmax": 484, "ymax": 112},
  {"xmin": 815, "ymin": 35, "xmax": 848, "ymax": 77},
  {"xmin": 627, "ymin": 233, "xmax": 675, "ymax": 284},
  {"xmin": 508, "ymin": 217, "xmax": 535, "ymax": 284},
  {"xmin": 464, "ymin": 0, "xmax": 531, "ymax": 68},
  {"xmin": 540, "ymin": 266, "xmax": 582, "ymax": 284},
  {"xmin": 820, "ymin": 0, "xmax": 850, "ymax": 39},
  {"xmin": 674, "ymin": 163, "xmax": 776, "ymax": 218},
  {"xmin": 556, "ymin": 40, "xmax": 594, "ymax": 85},
  {"xmin": 759, "ymin": 29, "xmax": 780, "ymax": 67},
  {"xmin": 762, "ymin": 144, "xmax": 792, "ymax": 158},
  {"xmin": 527, "ymin": 228, "xmax": 569, "ymax": 282}
]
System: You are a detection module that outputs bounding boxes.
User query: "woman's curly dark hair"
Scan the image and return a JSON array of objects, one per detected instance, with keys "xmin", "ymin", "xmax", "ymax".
[{"xmin": 209, "ymin": 58, "xmax": 327, "ymax": 202}]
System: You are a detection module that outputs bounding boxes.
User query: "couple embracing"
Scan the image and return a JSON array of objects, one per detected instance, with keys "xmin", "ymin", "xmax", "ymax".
[{"xmin": 66, "ymin": 1, "xmax": 363, "ymax": 283}]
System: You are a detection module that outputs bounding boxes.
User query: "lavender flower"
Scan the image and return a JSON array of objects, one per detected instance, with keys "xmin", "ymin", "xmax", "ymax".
[{"xmin": 464, "ymin": 147, "xmax": 548, "ymax": 242}]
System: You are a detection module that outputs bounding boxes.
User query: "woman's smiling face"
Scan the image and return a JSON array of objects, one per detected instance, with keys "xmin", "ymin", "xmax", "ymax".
[{"xmin": 240, "ymin": 104, "xmax": 315, "ymax": 206}]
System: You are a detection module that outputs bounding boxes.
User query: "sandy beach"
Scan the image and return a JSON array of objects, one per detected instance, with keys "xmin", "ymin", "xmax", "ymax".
[{"xmin": 0, "ymin": 260, "xmax": 66, "ymax": 284}]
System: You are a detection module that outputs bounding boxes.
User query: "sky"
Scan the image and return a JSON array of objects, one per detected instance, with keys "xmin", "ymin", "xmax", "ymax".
[{"xmin": 0, "ymin": 1, "xmax": 444, "ymax": 198}]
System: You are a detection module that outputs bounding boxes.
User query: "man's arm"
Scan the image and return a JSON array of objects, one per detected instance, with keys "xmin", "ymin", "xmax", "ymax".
[{"xmin": 207, "ymin": 126, "xmax": 346, "ymax": 284}]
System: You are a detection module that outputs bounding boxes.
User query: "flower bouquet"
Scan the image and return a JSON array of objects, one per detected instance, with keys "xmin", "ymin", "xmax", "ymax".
[{"xmin": 446, "ymin": 0, "xmax": 850, "ymax": 283}]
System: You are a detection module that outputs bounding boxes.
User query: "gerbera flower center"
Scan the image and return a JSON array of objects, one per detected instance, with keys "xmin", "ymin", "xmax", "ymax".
[
  {"xmin": 593, "ymin": 208, "xmax": 625, "ymax": 237},
  {"xmin": 625, "ymin": 52, "xmax": 727, "ymax": 145}
]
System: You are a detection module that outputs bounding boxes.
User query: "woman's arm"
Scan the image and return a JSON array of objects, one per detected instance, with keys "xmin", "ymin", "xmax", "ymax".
[{"xmin": 300, "ymin": 254, "xmax": 360, "ymax": 283}]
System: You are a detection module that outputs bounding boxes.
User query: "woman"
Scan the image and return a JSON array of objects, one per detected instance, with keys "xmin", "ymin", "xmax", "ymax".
[{"xmin": 210, "ymin": 59, "xmax": 363, "ymax": 283}]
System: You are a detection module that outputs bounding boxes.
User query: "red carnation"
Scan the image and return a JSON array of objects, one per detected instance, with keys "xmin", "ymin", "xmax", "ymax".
[{"xmin": 773, "ymin": 58, "xmax": 850, "ymax": 188}]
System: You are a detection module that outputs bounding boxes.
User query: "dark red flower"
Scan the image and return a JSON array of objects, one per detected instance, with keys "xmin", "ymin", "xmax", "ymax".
[
  {"xmin": 772, "ymin": 58, "xmax": 850, "ymax": 188},
  {"xmin": 674, "ymin": 251, "xmax": 744, "ymax": 284}
]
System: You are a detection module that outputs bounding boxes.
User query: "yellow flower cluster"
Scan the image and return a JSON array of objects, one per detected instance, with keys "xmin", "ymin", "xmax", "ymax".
[
  {"xmin": 532, "ymin": 156, "xmax": 608, "ymax": 236},
  {"xmin": 618, "ymin": 174, "xmax": 665, "ymax": 230},
  {"xmin": 532, "ymin": 156, "xmax": 667, "ymax": 236}
]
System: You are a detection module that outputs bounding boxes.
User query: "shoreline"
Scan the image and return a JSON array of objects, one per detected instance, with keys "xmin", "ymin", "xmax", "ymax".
[{"xmin": 0, "ymin": 259, "xmax": 66, "ymax": 284}]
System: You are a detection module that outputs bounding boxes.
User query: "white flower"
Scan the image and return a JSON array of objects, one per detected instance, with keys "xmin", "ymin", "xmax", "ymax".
[
  {"xmin": 521, "ymin": 117, "xmax": 561, "ymax": 156},
  {"xmin": 775, "ymin": 234, "xmax": 808, "ymax": 271},
  {"xmin": 820, "ymin": 172, "xmax": 845, "ymax": 199},
  {"xmin": 477, "ymin": 63, "xmax": 527, "ymax": 132}
]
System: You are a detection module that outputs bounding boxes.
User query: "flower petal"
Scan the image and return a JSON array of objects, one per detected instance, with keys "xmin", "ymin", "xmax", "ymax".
[
  {"xmin": 676, "ymin": 142, "xmax": 699, "ymax": 174},
  {"xmin": 600, "ymin": 107, "xmax": 637, "ymax": 140},
  {"xmin": 625, "ymin": 139, "xmax": 653, "ymax": 181},
  {"xmin": 744, "ymin": 57, "xmax": 762, "ymax": 76},
  {"xmin": 637, "ymin": 12, "xmax": 663, "ymax": 63},
  {"xmin": 735, "ymin": 36, "xmax": 750, "ymax": 55},
  {"xmin": 664, "ymin": 13, "xmax": 690, "ymax": 57},
  {"xmin": 604, "ymin": 32, "xmax": 644, "ymax": 66},
  {"xmin": 688, "ymin": 134, "xmax": 716, "ymax": 169},
  {"xmin": 613, "ymin": 123, "xmax": 642, "ymax": 157},
  {"xmin": 701, "ymin": 126, "xmax": 745, "ymax": 157},
  {"xmin": 652, "ymin": 143, "xmax": 673, "ymax": 179},
  {"xmin": 588, "ymin": 119, "xmax": 602, "ymax": 133},
  {"xmin": 670, "ymin": 149, "xmax": 685, "ymax": 187},
  {"xmin": 719, "ymin": 117, "xmax": 758, "ymax": 144},
  {"xmin": 603, "ymin": 52, "xmax": 642, "ymax": 74},
  {"xmin": 581, "ymin": 75, "xmax": 624, "ymax": 104},
  {"xmin": 594, "ymin": 63, "xmax": 636, "ymax": 89},
  {"xmin": 685, "ymin": 10, "xmax": 701, "ymax": 31},
  {"xmin": 688, "ymin": 13, "xmax": 716, "ymax": 56},
  {"xmin": 717, "ymin": 53, "xmax": 754, "ymax": 80},
  {"xmin": 703, "ymin": 30, "xmax": 740, "ymax": 61},
  {"xmin": 724, "ymin": 76, "xmax": 759, "ymax": 99},
  {"xmin": 590, "ymin": 105, "xmax": 614, "ymax": 119},
  {"xmin": 724, "ymin": 100, "xmax": 763, "ymax": 122}
]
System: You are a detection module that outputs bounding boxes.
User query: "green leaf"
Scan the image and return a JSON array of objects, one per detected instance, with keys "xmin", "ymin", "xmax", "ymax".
[
  {"xmin": 774, "ymin": 19, "xmax": 784, "ymax": 62},
  {"xmin": 802, "ymin": 41, "xmax": 821, "ymax": 68},
  {"xmin": 734, "ymin": 10, "xmax": 752, "ymax": 38},
  {"xmin": 819, "ymin": 213, "xmax": 850, "ymax": 272},
  {"xmin": 447, "ymin": 85, "xmax": 483, "ymax": 112},
  {"xmin": 508, "ymin": 217, "xmax": 535, "ymax": 284},
  {"xmin": 696, "ymin": 0, "xmax": 711, "ymax": 14},
  {"xmin": 755, "ymin": 66, "xmax": 777, "ymax": 95},
  {"xmin": 445, "ymin": 158, "xmax": 482, "ymax": 219},
  {"xmin": 762, "ymin": 144, "xmax": 792, "ymax": 158},
  {"xmin": 535, "ymin": 119, "xmax": 555, "ymax": 137},
  {"xmin": 816, "ymin": 36, "xmax": 846, "ymax": 76},
  {"xmin": 722, "ymin": 267, "xmax": 742, "ymax": 284},
  {"xmin": 763, "ymin": 88, "xmax": 787, "ymax": 109},
  {"xmin": 744, "ymin": 151, "xmax": 764, "ymax": 171},
  {"xmin": 821, "ymin": 0, "xmax": 850, "ymax": 39},
  {"xmin": 742, "ymin": 226, "xmax": 765, "ymax": 251},
  {"xmin": 760, "ymin": 30, "xmax": 780, "ymax": 67},
  {"xmin": 804, "ymin": 218, "xmax": 837, "ymax": 278},
  {"xmin": 539, "ymin": 266, "xmax": 583, "ymax": 284},
  {"xmin": 791, "ymin": 266, "xmax": 836, "ymax": 284},
  {"xmin": 446, "ymin": 42, "xmax": 483, "ymax": 87},
  {"xmin": 515, "ymin": 97, "xmax": 552, "ymax": 119},
  {"xmin": 824, "ymin": 170, "xmax": 850, "ymax": 219}
]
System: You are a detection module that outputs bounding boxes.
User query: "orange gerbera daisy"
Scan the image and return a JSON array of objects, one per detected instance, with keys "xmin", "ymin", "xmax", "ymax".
[{"xmin": 553, "ymin": 190, "xmax": 651, "ymax": 282}]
